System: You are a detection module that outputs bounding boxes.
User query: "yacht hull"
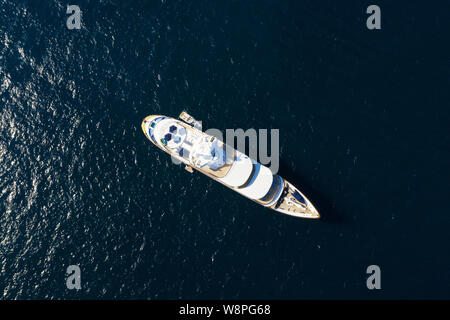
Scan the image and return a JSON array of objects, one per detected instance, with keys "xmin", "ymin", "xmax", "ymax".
[{"xmin": 141, "ymin": 113, "xmax": 320, "ymax": 219}]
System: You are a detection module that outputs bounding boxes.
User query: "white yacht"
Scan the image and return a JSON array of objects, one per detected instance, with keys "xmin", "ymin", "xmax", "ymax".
[{"xmin": 141, "ymin": 112, "xmax": 320, "ymax": 219}]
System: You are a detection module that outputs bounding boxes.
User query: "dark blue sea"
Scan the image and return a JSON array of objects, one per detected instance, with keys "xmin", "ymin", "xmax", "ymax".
[{"xmin": 0, "ymin": 0, "xmax": 449, "ymax": 299}]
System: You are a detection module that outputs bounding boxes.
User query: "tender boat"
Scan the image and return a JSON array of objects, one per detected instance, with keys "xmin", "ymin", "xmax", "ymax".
[{"xmin": 141, "ymin": 112, "xmax": 320, "ymax": 219}]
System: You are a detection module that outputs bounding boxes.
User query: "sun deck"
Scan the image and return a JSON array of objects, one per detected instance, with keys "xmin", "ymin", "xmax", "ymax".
[
  {"xmin": 192, "ymin": 139, "xmax": 235, "ymax": 178},
  {"xmin": 152, "ymin": 119, "xmax": 236, "ymax": 179}
]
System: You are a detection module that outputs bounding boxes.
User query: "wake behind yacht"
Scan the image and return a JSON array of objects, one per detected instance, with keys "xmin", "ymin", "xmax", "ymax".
[{"xmin": 141, "ymin": 112, "xmax": 320, "ymax": 219}]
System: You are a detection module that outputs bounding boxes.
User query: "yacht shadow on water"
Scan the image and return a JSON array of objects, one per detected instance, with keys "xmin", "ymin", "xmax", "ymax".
[{"xmin": 276, "ymin": 159, "xmax": 347, "ymax": 224}]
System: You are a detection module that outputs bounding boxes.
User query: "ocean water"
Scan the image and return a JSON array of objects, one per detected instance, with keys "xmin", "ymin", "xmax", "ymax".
[{"xmin": 0, "ymin": 0, "xmax": 449, "ymax": 299}]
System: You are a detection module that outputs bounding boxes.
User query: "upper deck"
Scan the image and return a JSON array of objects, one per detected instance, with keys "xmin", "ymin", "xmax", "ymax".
[{"xmin": 143, "ymin": 116, "xmax": 236, "ymax": 178}]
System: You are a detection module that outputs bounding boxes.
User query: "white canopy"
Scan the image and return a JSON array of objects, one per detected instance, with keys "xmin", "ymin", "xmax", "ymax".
[
  {"xmin": 218, "ymin": 151, "xmax": 253, "ymax": 187},
  {"xmin": 235, "ymin": 162, "xmax": 273, "ymax": 200}
]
